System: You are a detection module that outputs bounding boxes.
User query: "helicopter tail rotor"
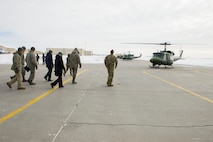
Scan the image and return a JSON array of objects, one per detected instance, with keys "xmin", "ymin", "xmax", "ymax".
[{"xmin": 179, "ymin": 50, "xmax": 183, "ymax": 58}]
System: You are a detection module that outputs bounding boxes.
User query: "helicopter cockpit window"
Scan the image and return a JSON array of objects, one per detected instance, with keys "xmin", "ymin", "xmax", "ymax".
[{"xmin": 153, "ymin": 53, "xmax": 164, "ymax": 59}]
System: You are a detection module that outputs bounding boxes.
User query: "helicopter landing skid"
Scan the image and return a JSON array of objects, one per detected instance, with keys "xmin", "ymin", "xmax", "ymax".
[
  {"xmin": 149, "ymin": 65, "xmax": 160, "ymax": 68},
  {"xmin": 149, "ymin": 65, "xmax": 174, "ymax": 69}
]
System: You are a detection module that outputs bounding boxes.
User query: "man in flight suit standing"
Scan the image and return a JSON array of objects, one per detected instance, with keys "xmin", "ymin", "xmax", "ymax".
[{"xmin": 104, "ymin": 49, "xmax": 118, "ymax": 87}]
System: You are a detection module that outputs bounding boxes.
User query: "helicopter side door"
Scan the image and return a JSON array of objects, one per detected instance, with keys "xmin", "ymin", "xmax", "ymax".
[{"xmin": 166, "ymin": 53, "xmax": 174, "ymax": 65}]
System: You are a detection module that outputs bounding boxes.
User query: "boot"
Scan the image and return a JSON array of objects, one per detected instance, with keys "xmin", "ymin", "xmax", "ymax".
[
  {"xmin": 72, "ymin": 77, "xmax": 77, "ymax": 84},
  {"xmin": 22, "ymin": 77, "xmax": 27, "ymax": 82},
  {"xmin": 72, "ymin": 79, "xmax": 77, "ymax": 84},
  {"xmin": 28, "ymin": 80, "xmax": 36, "ymax": 85},
  {"xmin": 59, "ymin": 80, "xmax": 64, "ymax": 88},
  {"xmin": 44, "ymin": 76, "xmax": 48, "ymax": 81},
  {"xmin": 6, "ymin": 82, "xmax": 12, "ymax": 89},
  {"xmin": 50, "ymin": 83, "xmax": 54, "ymax": 88},
  {"xmin": 17, "ymin": 87, "xmax": 25, "ymax": 90}
]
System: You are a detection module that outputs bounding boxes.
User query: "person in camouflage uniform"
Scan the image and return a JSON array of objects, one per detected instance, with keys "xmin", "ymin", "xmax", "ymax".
[
  {"xmin": 104, "ymin": 50, "xmax": 118, "ymax": 87},
  {"xmin": 6, "ymin": 48, "xmax": 25, "ymax": 90},
  {"xmin": 69, "ymin": 48, "xmax": 81, "ymax": 84}
]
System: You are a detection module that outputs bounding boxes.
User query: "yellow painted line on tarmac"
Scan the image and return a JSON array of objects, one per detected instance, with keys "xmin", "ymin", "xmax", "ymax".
[
  {"xmin": 0, "ymin": 89, "xmax": 55, "ymax": 125},
  {"xmin": 143, "ymin": 71, "xmax": 213, "ymax": 104},
  {"xmin": 0, "ymin": 69, "xmax": 87, "ymax": 125}
]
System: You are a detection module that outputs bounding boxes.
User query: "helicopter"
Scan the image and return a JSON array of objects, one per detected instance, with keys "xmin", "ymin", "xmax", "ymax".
[
  {"xmin": 117, "ymin": 51, "xmax": 142, "ymax": 60},
  {"xmin": 124, "ymin": 42, "xmax": 183, "ymax": 67}
]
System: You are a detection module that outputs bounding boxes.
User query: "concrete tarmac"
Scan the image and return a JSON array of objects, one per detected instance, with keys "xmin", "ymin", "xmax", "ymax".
[{"xmin": 0, "ymin": 60, "xmax": 213, "ymax": 142}]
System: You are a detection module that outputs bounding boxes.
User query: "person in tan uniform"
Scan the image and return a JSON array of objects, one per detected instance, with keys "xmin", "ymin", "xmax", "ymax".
[
  {"xmin": 26, "ymin": 47, "xmax": 38, "ymax": 85},
  {"xmin": 6, "ymin": 48, "xmax": 25, "ymax": 90},
  {"xmin": 104, "ymin": 50, "xmax": 118, "ymax": 87},
  {"xmin": 10, "ymin": 46, "xmax": 26, "ymax": 82}
]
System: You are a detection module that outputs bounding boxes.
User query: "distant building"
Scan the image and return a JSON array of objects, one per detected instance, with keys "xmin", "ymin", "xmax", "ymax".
[
  {"xmin": 0, "ymin": 45, "xmax": 47, "ymax": 55},
  {"xmin": 0, "ymin": 45, "xmax": 93, "ymax": 56},
  {"xmin": 0, "ymin": 45, "xmax": 15, "ymax": 54},
  {"xmin": 45, "ymin": 48, "xmax": 93, "ymax": 56},
  {"xmin": 84, "ymin": 50, "xmax": 93, "ymax": 56}
]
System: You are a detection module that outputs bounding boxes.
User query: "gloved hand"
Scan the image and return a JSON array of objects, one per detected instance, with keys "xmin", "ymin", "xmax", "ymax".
[
  {"xmin": 79, "ymin": 64, "xmax": 82, "ymax": 68},
  {"xmin": 35, "ymin": 65, "xmax": 38, "ymax": 70}
]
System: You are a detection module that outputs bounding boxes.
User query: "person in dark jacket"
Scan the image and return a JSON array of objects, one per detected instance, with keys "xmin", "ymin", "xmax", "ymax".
[
  {"xmin": 36, "ymin": 54, "xmax": 40, "ymax": 64},
  {"xmin": 21, "ymin": 46, "xmax": 27, "ymax": 82},
  {"xmin": 44, "ymin": 50, "xmax": 53, "ymax": 81},
  {"xmin": 42, "ymin": 53, "xmax": 45, "ymax": 65},
  {"xmin": 50, "ymin": 52, "xmax": 65, "ymax": 88}
]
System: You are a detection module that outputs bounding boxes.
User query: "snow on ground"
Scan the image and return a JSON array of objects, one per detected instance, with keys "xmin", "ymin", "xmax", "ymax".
[{"xmin": 0, "ymin": 54, "xmax": 213, "ymax": 67}]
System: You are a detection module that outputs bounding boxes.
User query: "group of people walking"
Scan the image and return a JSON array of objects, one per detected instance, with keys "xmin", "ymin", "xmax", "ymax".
[
  {"xmin": 44, "ymin": 48, "xmax": 82, "ymax": 88},
  {"xmin": 6, "ymin": 46, "xmax": 38, "ymax": 90},
  {"xmin": 6, "ymin": 47, "xmax": 118, "ymax": 90}
]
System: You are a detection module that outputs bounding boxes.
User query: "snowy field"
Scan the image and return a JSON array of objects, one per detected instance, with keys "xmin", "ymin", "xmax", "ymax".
[{"xmin": 0, "ymin": 54, "xmax": 213, "ymax": 67}]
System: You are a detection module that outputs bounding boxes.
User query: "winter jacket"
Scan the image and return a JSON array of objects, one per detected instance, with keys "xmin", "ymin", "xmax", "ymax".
[
  {"xmin": 11, "ymin": 51, "xmax": 22, "ymax": 73},
  {"xmin": 105, "ymin": 54, "xmax": 118, "ymax": 69},
  {"xmin": 26, "ymin": 51, "xmax": 37, "ymax": 69},
  {"xmin": 70, "ymin": 50, "xmax": 81, "ymax": 69},
  {"xmin": 54, "ymin": 54, "xmax": 65, "ymax": 76},
  {"xmin": 46, "ymin": 52, "xmax": 53, "ymax": 68}
]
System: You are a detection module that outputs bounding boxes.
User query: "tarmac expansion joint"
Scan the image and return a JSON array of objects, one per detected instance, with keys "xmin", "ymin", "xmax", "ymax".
[{"xmin": 68, "ymin": 122, "xmax": 213, "ymax": 128}]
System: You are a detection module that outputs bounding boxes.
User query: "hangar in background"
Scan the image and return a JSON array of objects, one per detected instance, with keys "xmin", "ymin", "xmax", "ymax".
[{"xmin": 46, "ymin": 48, "xmax": 93, "ymax": 56}]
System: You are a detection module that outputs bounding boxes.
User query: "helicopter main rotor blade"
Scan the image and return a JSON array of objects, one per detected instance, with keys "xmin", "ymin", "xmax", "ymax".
[
  {"xmin": 122, "ymin": 42, "xmax": 206, "ymax": 45},
  {"xmin": 122, "ymin": 42, "xmax": 172, "ymax": 45}
]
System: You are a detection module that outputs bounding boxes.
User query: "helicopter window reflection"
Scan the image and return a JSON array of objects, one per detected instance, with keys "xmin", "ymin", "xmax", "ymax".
[{"xmin": 153, "ymin": 53, "xmax": 164, "ymax": 59}]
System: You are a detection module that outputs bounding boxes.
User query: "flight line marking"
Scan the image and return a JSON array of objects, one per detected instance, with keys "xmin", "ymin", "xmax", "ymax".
[
  {"xmin": 143, "ymin": 71, "xmax": 213, "ymax": 104},
  {"xmin": 0, "ymin": 70, "xmax": 87, "ymax": 125}
]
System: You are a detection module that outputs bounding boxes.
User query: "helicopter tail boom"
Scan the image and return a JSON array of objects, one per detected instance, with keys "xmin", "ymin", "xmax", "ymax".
[
  {"xmin": 132, "ymin": 53, "xmax": 142, "ymax": 59},
  {"xmin": 174, "ymin": 50, "xmax": 183, "ymax": 61}
]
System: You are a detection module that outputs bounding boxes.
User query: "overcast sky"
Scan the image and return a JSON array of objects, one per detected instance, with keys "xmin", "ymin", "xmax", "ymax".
[{"xmin": 0, "ymin": 0, "xmax": 213, "ymax": 57}]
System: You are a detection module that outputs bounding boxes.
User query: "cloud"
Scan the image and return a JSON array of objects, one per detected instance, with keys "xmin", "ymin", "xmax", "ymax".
[{"xmin": 0, "ymin": 0, "xmax": 213, "ymax": 56}]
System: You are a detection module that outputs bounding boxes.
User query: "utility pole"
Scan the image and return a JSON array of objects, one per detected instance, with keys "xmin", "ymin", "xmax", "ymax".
[{"xmin": 85, "ymin": 42, "xmax": 87, "ymax": 51}]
